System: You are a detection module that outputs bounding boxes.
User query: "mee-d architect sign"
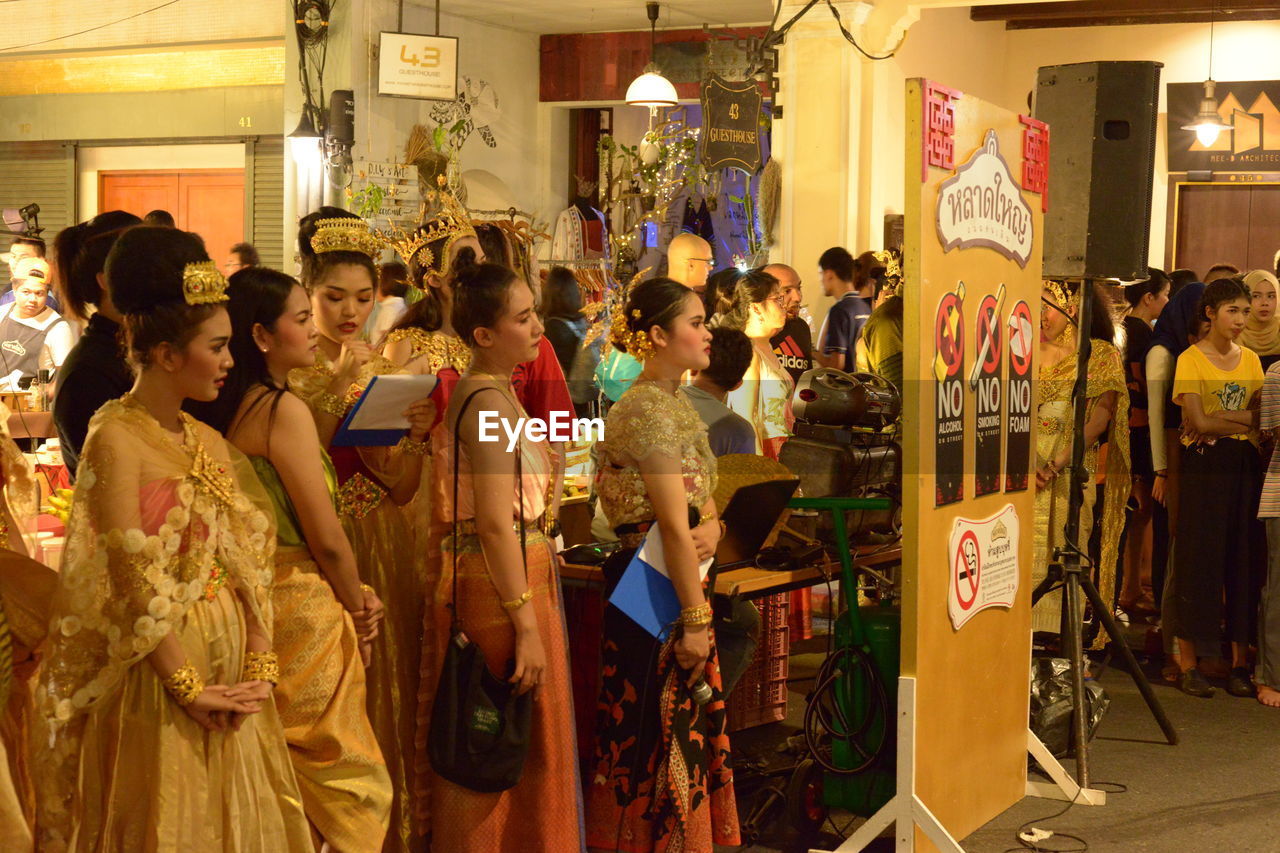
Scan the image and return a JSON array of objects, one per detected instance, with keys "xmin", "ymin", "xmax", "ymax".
[
  {"xmin": 936, "ymin": 129, "xmax": 1033, "ymax": 268},
  {"xmin": 378, "ymin": 32, "xmax": 458, "ymax": 101}
]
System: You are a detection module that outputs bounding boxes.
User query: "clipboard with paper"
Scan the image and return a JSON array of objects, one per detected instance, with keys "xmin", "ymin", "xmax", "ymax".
[
  {"xmin": 608, "ymin": 523, "xmax": 713, "ymax": 641},
  {"xmin": 332, "ymin": 373, "xmax": 439, "ymax": 447}
]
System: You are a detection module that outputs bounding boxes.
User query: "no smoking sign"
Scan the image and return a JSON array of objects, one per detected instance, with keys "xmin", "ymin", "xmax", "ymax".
[{"xmin": 948, "ymin": 505, "xmax": 1022, "ymax": 630}]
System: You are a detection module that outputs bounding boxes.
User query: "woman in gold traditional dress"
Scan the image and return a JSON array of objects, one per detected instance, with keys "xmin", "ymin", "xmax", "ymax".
[
  {"xmin": 288, "ymin": 209, "xmax": 431, "ymax": 852},
  {"xmin": 421, "ymin": 261, "xmax": 583, "ymax": 851},
  {"xmin": 713, "ymin": 268, "xmax": 793, "ymax": 460},
  {"xmin": 0, "ymin": 400, "xmax": 52, "ymax": 853},
  {"xmin": 586, "ymin": 277, "xmax": 739, "ymax": 852},
  {"xmin": 189, "ymin": 266, "xmax": 407, "ymax": 850},
  {"xmin": 1033, "ymin": 281, "xmax": 1129, "ymax": 637},
  {"xmin": 33, "ymin": 226, "xmax": 312, "ymax": 851}
]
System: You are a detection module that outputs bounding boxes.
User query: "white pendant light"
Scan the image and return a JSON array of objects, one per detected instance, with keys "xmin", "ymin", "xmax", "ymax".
[
  {"xmin": 1181, "ymin": 3, "xmax": 1233, "ymax": 147},
  {"xmin": 1181, "ymin": 79, "xmax": 1233, "ymax": 147},
  {"xmin": 626, "ymin": 3, "xmax": 678, "ymax": 116}
]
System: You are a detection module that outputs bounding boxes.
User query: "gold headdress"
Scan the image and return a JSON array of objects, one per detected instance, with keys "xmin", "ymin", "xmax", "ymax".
[
  {"xmin": 1044, "ymin": 279, "xmax": 1080, "ymax": 312},
  {"xmin": 609, "ymin": 308, "xmax": 656, "ymax": 361},
  {"xmin": 310, "ymin": 217, "xmax": 382, "ymax": 258},
  {"xmin": 414, "ymin": 178, "xmax": 477, "ymax": 279},
  {"xmin": 182, "ymin": 261, "xmax": 229, "ymax": 305}
]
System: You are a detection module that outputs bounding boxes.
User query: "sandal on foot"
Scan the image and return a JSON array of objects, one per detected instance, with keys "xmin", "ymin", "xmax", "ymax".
[
  {"xmin": 1180, "ymin": 668, "xmax": 1215, "ymax": 698},
  {"xmin": 1227, "ymin": 667, "xmax": 1256, "ymax": 698}
]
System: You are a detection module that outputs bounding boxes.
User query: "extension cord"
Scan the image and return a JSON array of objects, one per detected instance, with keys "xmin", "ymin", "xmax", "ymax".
[{"xmin": 1020, "ymin": 828, "xmax": 1054, "ymax": 843}]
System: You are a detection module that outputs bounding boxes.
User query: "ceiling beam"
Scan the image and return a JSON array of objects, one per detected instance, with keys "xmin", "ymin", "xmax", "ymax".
[{"xmin": 972, "ymin": 1, "xmax": 1280, "ymax": 29}]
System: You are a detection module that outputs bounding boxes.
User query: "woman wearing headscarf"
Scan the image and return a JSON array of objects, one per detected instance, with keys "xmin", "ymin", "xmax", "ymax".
[
  {"xmin": 1241, "ymin": 269, "xmax": 1280, "ymax": 372},
  {"xmin": 1145, "ymin": 281, "xmax": 1217, "ymax": 681}
]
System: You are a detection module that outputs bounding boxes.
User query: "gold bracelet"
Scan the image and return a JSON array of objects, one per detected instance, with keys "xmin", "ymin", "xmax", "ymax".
[
  {"xmin": 698, "ymin": 509, "xmax": 716, "ymax": 527},
  {"xmin": 241, "ymin": 651, "xmax": 280, "ymax": 685},
  {"xmin": 397, "ymin": 435, "xmax": 429, "ymax": 455},
  {"xmin": 501, "ymin": 589, "xmax": 533, "ymax": 611},
  {"xmin": 359, "ymin": 583, "xmax": 375, "ymax": 596},
  {"xmin": 163, "ymin": 663, "xmax": 205, "ymax": 706},
  {"xmin": 315, "ymin": 391, "xmax": 347, "ymax": 418},
  {"xmin": 679, "ymin": 601, "xmax": 713, "ymax": 627}
]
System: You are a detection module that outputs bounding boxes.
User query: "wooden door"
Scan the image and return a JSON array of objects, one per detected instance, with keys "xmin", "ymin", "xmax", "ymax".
[
  {"xmin": 100, "ymin": 169, "xmax": 245, "ymax": 268},
  {"xmin": 1174, "ymin": 183, "xmax": 1280, "ymax": 278}
]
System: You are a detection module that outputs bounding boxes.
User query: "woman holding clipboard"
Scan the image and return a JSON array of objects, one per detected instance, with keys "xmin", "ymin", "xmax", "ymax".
[
  {"xmin": 586, "ymin": 277, "xmax": 739, "ymax": 852},
  {"xmin": 287, "ymin": 209, "xmax": 434, "ymax": 852}
]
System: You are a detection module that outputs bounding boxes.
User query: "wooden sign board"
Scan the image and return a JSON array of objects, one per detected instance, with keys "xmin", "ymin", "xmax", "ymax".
[
  {"xmin": 901, "ymin": 78, "xmax": 1044, "ymax": 848},
  {"xmin": 700, "ymin": 75, "xmax": 763, "ymax": 172}
]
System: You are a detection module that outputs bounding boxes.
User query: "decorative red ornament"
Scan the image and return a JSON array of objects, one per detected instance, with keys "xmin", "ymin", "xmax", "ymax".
[
  {"xmin": 1019, "ymin": 114, "xmax": 1050, "ymax": 213},
  {"xmin": 922, "ymin": 80, "xmax": 962, "ymax": 182}
]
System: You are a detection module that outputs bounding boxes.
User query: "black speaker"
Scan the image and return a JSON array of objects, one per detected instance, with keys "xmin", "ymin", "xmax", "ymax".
[
  {"xmin": 1034, "ymin": 61, "xmax": 1162, "ymax": 280},
  {"xmin": 328, "ymin": 89, "xmax": 355, "ymax": 145}
]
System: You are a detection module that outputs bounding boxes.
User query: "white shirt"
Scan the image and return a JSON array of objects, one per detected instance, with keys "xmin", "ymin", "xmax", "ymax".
[{"xmin": 0, "ymin": 303, "xmax": 73, "ymax": 390}]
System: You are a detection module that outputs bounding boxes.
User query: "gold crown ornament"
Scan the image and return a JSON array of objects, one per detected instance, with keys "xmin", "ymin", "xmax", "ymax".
[
  {"xmin": 1044, "ymin": 279, "xmax": 1080, "ymax": 312},
  {"xmin": 415, "ymin": 178, "xmax": 477, "ymax": 279},
  {"xmin": 310, "ymin": 217, "xmax": 383, "ymax": 258},
  {"xmin": 183, "ymin": 261, "xmax": 229, "ymax": 305},
  {"xmin": 609, "ymin": 307, "xmax": 656, "ymax": 361}
]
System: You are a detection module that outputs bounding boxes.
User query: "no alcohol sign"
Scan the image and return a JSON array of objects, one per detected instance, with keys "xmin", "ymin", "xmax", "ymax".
[{"xmin": 934, "ymin": 282, "xmax": 966, "ymax": 506}]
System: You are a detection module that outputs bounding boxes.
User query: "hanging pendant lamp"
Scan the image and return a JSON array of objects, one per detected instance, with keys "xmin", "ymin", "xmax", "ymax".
[
  {"xmin": 625, "ymin": 3, "xmax": 678, "ymax": 112},
  {"xmin": 1181, "ymin": 3, "xmax": 1232, "ymax": 147}
]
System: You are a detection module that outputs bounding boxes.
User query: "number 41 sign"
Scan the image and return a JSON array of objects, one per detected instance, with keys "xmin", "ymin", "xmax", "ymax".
[{"xmin": 378, "ymin": 32, "xmax": 458, "ymax": 101}]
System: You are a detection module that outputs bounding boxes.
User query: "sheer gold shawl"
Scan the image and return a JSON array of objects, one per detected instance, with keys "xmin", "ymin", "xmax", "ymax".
[
  {"xmin": 32, "ymin": 396, "xmax": 277, "ymax": 844},
  {"xmin": 1040, "ymin": 340, "xmax": 1130, "ymax": 647}
]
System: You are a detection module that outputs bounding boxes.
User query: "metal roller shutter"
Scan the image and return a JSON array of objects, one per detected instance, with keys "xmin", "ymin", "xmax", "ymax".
[
  {"xmin": 247, "ymin": 136, "xmax": 285, "ymax": 271},
  {"xmin": 0, "ymin": 141, "xmax": 75, "ymax": 289}
]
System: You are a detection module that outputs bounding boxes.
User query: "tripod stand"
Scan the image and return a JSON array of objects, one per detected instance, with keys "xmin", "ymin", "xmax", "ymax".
[{"xmin": 1031, "ymin": 278, "xmax": 1177, "ymax": 792}]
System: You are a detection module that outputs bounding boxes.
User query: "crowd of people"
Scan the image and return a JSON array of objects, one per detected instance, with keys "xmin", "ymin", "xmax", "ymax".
[
  {"xmin": 1035, "ymin": 264, "xmax": 1280, "ymax": 707},
  {"xmin": 2, "ymin": 184, "xmax": 1275, "ymax": 853}
]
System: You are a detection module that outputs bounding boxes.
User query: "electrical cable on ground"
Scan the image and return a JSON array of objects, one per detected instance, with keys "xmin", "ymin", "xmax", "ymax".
[{"xmin": 1002, "ymin": 781, "xmax": 1126, "ymax": 853}]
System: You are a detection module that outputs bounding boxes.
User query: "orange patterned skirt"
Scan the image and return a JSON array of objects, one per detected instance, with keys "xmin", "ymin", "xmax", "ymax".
[{"xmin": 417, "ymin": 528, "xmax": 584, "ymax": 852}]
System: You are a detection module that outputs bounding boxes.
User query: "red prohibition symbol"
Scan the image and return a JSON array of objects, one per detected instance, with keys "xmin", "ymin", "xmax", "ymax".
[
  {"xmin": 978, "ymin": 294, "xmax": 1001, "ymax": 374},
  {"xmin": 955, "ymin": 530, "xmax": 981, "ymax": 610},
  {"xmin": 935, "ymin": 292, "xmax": 965, "ymax": 378}
]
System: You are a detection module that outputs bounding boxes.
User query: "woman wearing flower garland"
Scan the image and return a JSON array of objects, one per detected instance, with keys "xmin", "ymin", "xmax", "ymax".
[
  {"xmin": 586, "ymin": 277, "xmax": 739, "ymax": 852},
  {"xmin": 288, "ymin": 209, "xmax": 430, "ymax": 851},
  {"xmin": 33, "ymin": 226, "xmax": 311, "ymax": 850}
]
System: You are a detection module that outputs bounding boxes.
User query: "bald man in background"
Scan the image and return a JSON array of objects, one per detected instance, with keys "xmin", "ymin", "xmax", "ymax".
[
  {"xmin": 666, "ymin": 232, "xmax": 714, "ymax": 293},
  {"xmin": 766, "ymin": 263, "xmax": 813, "ymax": 383}
]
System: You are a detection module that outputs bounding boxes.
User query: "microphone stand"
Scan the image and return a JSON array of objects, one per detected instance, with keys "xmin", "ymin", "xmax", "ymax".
[{"xmin": 1032, "ymin": 278, "xmax": 1177, "ymax": 791}]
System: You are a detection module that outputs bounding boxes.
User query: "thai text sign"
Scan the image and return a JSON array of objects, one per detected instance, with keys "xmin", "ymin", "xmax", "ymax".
[{"xmin": 936, "ymin": 130, "xmax": 1034, "ymax": 268}]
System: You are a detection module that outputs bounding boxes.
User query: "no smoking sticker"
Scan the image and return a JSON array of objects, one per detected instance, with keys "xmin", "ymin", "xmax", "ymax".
[{"xmin": 948, "ymin": 504, "xmax": 1021, "ymax": 630}]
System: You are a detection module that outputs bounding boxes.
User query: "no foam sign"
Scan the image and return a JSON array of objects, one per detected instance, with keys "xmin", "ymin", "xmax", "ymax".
[{"xmin": 948, "ymin": 504, "xmax": 1020, "ymax": 630}]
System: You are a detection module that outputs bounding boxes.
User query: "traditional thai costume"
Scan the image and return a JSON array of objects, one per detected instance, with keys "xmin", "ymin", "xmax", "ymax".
[
  {"xmin": 419, "ymin": 386, "xmax": 583, "ymax": 852},
  {"xmin": 249, "ymin": 449, "xmax": 392, "ymax": 850},
  {"xmin": 33, "ymin": 396, "xmax": 312, "ymax": 851},
  {"xmin": 586, "ymin": 381, "xmax": 740, "ymax": 853},
  {"xmin": 290, "ymin": 351, "xmax": 423, "ymax": 852},
  {"xmin": 1032, "ymin": 340, "xmax": 1130, "ymax": 637}
]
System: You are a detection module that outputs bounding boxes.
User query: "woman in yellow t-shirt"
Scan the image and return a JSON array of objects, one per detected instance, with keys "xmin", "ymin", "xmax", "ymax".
[{"xmin": 1171, "ymin": 277, "xmax": 1266, "ymax": 699}]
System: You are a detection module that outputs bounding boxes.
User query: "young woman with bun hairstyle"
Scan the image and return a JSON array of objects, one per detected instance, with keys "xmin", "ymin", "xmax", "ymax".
[
  {"xmin": 416, "ymin": 262, "xmax": 583, "ymax": 850},
  {"xmin": 189, "ymin": 266, "xmax": 397, "ymax": 850},
  {"xmin": 711, "ymin": 267, "xmax": 792, "ymax": 460},
  {"xmin": 1170, "ymin": 276, "xmax": 1266, "ymax": 699},
  {"xmin": 52, "ymin": 211, "xmax": 143, "ymax": 479},
  {"xmin": 288, "ymin": 208, "xmax": 433, "ymax": 852},
  {"xmin": 1118, "ymin": 269, "xmax": 1170, "ymax": 617},
  {"xmin": 34, "ymin": 225, "xmax": 312, "ymax": 850},
  {"xmin": 586, "ymin": 277, "xmax": 739, "ymax": 852}
]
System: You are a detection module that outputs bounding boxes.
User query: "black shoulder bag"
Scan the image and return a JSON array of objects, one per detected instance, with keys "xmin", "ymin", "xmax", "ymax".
[{"xmin": 428, "ymin": 387, "xmax": 534, "ymax": 793}]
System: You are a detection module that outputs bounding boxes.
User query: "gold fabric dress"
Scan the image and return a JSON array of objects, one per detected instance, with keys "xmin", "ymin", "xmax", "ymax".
[
  {"xmin": 381, "ymin": 327, "xmax": 472, "ymax": 537},
  {"xmin": 32, "ymin": 396, "xmax": 311, "ymax": 852},
  {"xmin": 290, "ymin": 351, "xmax": 424, "ymax": 853},
  {"xmin": 249, "ymin": 453, "xmax": 392, "ymax": 851},
  {"xmin": 1032, "ymin": 341, "xmax": 1130, "ymax": 638}
]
